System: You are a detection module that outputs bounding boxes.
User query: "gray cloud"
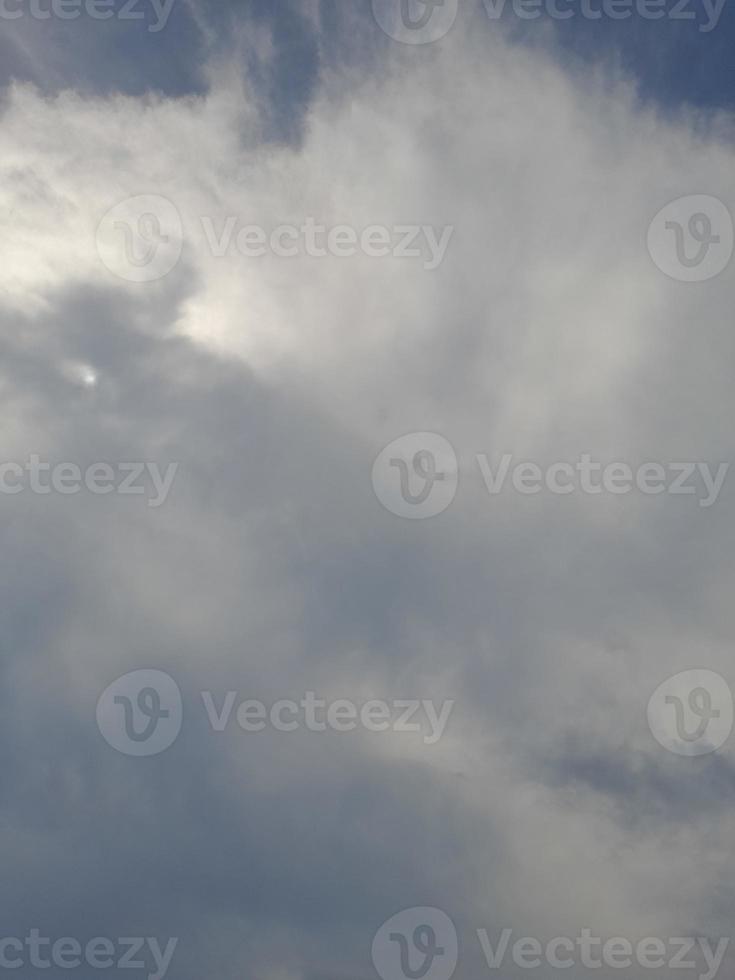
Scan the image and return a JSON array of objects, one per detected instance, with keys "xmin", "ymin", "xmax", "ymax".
[{"xmin": 1, "ymin": 10, "xmax": 735, "ymax": 980}]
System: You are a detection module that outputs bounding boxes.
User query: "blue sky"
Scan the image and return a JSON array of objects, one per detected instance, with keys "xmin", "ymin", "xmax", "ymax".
[{"xmin": 3, "ymin": 0, "xmax": 734, "ymax": 117}]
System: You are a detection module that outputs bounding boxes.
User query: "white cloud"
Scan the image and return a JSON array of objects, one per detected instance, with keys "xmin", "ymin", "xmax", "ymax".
[{"xmin": 1, "ymin": 15, "xmax": 735, "ymax": 979}]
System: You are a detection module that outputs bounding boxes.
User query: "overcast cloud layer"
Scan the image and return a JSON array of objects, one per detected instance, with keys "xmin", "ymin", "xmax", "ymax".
[{"xmin": 1, "ymin": 2, "xmax": 735, "ymax": 979}]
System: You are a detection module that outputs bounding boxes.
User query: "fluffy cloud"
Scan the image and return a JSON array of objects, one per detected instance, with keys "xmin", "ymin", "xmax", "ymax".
[{"xmin": 1, "ymin": 7, "xmax": 734, "ymax": 979}]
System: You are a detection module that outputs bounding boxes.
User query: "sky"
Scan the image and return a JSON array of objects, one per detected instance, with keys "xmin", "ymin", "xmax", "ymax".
[{"xmin": 2, "ymin": 2, "xmax": 735, "ymax": 980}]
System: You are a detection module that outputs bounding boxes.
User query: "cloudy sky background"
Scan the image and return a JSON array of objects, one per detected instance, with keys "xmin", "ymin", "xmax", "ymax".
[{"xmin": 2, "ymin": 1, "xmax": 735, "ymax": 978}]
